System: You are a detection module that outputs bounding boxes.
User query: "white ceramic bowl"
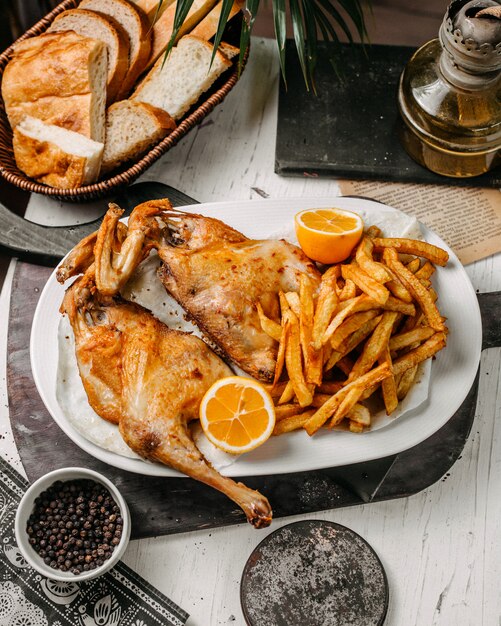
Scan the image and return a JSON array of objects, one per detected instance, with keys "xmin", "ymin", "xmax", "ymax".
[{"xmin": 15, "ymin": 467, "xmax": 131, "ymax": 581}]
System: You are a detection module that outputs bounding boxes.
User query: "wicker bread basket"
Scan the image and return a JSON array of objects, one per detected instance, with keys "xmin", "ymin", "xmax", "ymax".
[{"xmin": 0, "ymin": 0, "xmax": 244, "ymax": 202}]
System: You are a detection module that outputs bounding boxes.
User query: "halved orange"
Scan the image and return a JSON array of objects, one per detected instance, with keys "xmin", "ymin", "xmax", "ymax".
[
  {"xmin": 295, "ymin": 208, "xmax": 364, "ymax": 264},
  {"xmin": 199, "ymin": 377, "xmax": 276, "ymax": 454}
]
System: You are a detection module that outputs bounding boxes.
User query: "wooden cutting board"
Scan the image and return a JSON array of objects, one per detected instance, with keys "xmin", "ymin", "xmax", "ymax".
[{"xmin": 7, "ymin": 259, "xmax": 499, "ymax": 539}]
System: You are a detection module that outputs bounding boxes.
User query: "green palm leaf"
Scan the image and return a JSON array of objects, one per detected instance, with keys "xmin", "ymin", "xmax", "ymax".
[{"xmin": 159, "ymin": 0, "xmax": 368, "ymax": 87}]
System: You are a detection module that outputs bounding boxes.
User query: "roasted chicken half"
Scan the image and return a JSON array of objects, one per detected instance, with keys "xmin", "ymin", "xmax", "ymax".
[
  {"xmin": 58, "ymin": 206, "xmax": 272, "ymax": 528},
  {"xmin": 90, "ymin": 199, "xmax": 322, "ymax": 382}
]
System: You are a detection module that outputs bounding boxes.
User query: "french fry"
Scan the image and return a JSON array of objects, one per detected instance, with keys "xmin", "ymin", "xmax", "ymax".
[
  {"xmin": 328, "ymin": 387, "xmax": 362, "ymax": 427},
  {"xmin": 264, "ymin": 381, "xmax": 287, "ymax": 399},
  {"xmin": 381, "ymin": 296, "xmax": 416, "ymax": 316},
  {"xmin": 312, "ymin": 276, "xmax": 339, "ymax": 350},
  {"xmin": 385, "ymin": 267, "xmax": 413, "ymax": 303},
  {"xmin": 338, "ymin": 294, "xmax": 415, "ymax": 317},
  {"xmin": 339, "ymin": 278, "xmax": 357, "ymax": 301},
  {"xmin": 396, "ymin": 365, "xmax": 419, "ymax": 400},
  {"xmin": 384, "ymin": 249, "xmax": 445, "ymax": 331},
  {"xmin": 278, "ymin": 379, "xmax": 295, "ymax": 404},
  {"xmin": 347, "ymin": 311, "xmax": 398, "ymax": 382},
  {"xmin": 311, "ymin": 393, "xmax": 334, "ymax": 407},
  {"xmin": 389, "ymin": 326, "xmax": 435, "ymax": 352},
  {"xmin": 285, "ymin": 310, "xmax": 313, "ymax": 407},
  {"xmin": 373, "ymin": 237, "xmax": 449, "ymax": 266},
  {"xmin": 279, "ymin": 291, "xmax": 290, "ymax": 315},
  {"xmin": 299, "ymin": 274, "xmax": 320, "ymax": 385},
  {"xmin": 329, "ymin": 310, "xmax": 380, "ymax": 350},
  {"xmin": 257, "ymin": 303, "xmax": 282, "ymax": 342},
  {"xmin": 318, "ymin": 381, "xmax": 344, "ymax": 394},
  {"xmin": 347, "ymin": 403, "xmax": 371, "ymax": 426},
  {"xmin": 307, "ymin": 350, "xmax": 324, "ymax": 386},
  {"xmin": 275, "ymin": 403, "xmax": 307, "ymax": 421},
  {"xmin": 285, "ymin": 291, "xmax": 301, "ymax": 317},
  {"xmin": 304, "ymin": 362, "xmax": 391, "ymax": 435},
  {"xmin": 366, "ymin": 225, "xmax": 382, "ymax": 238},
  {"xmin": 406, "ymin": 258, "xmax": 421, "ymax": 273},
  {"xmin": 325, "ymin": 315, "xmax": 382, "ymax": 371},
  {"xmin": 336, "ymin": 355, "xmax": 355, "ymax": 377},
  {"xmin": 415, "ymin": 260, "xmax": 436, "ymax": 280},
  {"xmin": 273, "ymin": 317, "xmax": 289, "ymax": 386},
  {"xmin": 379, "ymin": 345, "xmax": 398, "ymax": 415},
  {"xmin": 349, "ymin": 421, "xmax": 364, "ymax": 433},
  {"xmin": 273, "ymin": 409, "xmax": 316, "ymax": 435},
  {"xmin": 392, "ymin": 332, "xmax": 447, "ymax": 377},
  {"xmin": 322, "ymin": 295, "xmax": 365, "ymax": 345},
  {"xmin": 341, "ymin": 264, "xmax": 390, "ymax": 305},
  {"xmin": 355, "ymin": 236, "xmax": 392, "ymax": 283}
]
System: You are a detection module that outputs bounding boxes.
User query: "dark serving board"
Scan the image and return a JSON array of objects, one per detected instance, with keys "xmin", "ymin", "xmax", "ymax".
[
  {"xmin": 4, "ymin": 185, "xmax": 501, "ymax": 539},
  {"xmin": 275, "ymin": 41, "xmax": 501, "ymax": 188}
]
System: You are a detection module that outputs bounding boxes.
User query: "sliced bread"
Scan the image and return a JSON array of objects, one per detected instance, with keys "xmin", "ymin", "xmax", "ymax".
[
  {"xmin": 79, "ymin": 0, "xmax": 152, "ymax": 97},
  {"xmin": 131, "ymin": 35, "xmax": 232, "ymax": 120},
  {"xmin": 101, "ymin": 100, "xmax": 176, "ymax": 173},
  {"xmin": 218, "ymin": 41, "xmax": 239, "ymax": 60},
  {"xmin": 48, "ymin": 8, "xmax": 130, "ymax": 103},
  {"xmin": 147, "ymin": 0, "xmax": 220, "ymax": 68},
  {"xmin": 1, "ymin": 31, "xmax": 107, "ymax": 142},
  {"xmin": 13, "ymin": 115, "xmax": 104, "ymax": 189}
]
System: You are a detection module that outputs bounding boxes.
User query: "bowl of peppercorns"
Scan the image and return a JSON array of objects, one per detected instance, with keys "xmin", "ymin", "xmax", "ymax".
[{"xmin": 15, "ymin": 467, "xmax": 130, "ymax": 581}]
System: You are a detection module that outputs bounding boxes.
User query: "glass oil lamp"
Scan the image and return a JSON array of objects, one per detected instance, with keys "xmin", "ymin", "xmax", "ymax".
[{"xmin": 398, "ymin": 0, "xmax": 501, "ymax": 178}]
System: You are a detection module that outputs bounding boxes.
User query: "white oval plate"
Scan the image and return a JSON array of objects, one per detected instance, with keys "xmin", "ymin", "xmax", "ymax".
[{"xmin": 30, "ymin": 196, "xmax": 482, "ymax": 477}]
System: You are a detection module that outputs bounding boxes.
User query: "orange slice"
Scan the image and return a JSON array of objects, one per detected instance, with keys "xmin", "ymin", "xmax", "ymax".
[
  {"xmin": 295, "ymin": 207, "xmax": 364, "ymax": 264},
  {"xmin": 199, "ymin": 376, "xmax": 276, "ymax": 454}
]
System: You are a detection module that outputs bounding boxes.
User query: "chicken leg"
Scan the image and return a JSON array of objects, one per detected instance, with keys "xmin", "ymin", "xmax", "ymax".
[{"xmin": 58, "ymin": 210, "xmax": 272, "ymax": 528}]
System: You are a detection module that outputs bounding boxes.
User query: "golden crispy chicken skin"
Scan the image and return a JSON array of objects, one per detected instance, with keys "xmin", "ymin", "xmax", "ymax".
[
  {"xmin": 88, "ymin": 200, "xmax": 321, "ymax": 381},
  {"xmin": 58, "ymin": 207, "xmax": 273, "ymax": 528}
]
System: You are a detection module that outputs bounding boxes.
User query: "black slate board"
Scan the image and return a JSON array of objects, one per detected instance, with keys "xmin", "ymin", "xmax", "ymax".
[
  {"xmin": 275, "ymin": 41, "xmax": 501, "ymax": 187},
  {"xmin": 6, "ymin": 259, "xmax": 501, "ymax": 538}
]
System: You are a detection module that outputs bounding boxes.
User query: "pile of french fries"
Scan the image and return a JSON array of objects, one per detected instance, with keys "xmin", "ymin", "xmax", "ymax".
[{"xmin": 260, "ymin": 226, "xmax": 449, "ymax": 436}]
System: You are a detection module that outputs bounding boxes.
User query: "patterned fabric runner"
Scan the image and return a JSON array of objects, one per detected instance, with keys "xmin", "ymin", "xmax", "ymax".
[{"xmin": 0, "ymin": 456, "xmax": 189, "ymax": 626}]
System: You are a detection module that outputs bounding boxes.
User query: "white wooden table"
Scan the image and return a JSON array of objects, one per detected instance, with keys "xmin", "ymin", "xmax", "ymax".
[{"xmin": 1, "ymin": 38, "xmax": 500, "ymax": 626}]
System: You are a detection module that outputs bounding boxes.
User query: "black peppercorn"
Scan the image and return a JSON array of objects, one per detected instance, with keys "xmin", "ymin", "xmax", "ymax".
[{"xmin": 26, "ymin": 478, "xmax": 123, "ymax": 576}]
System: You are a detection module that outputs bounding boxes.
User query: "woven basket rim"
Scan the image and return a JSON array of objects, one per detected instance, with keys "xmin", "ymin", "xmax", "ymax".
[{"xmin": 0, "ymin": 0, "xmax": 244, "ymax": 201}]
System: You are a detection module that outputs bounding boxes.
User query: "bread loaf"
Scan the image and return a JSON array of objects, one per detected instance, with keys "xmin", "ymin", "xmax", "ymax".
[
  {"xmin": 101, "ymin": 100, "xmax": 176, "ymax": 173},
  {"xmin": 131, "ymin": 35, "xmax": 231, "ymax": 120},
  {"xmin": 48, "ymin": 8, "xmax": 129, "ymax": 103},
  {"xmin": 190, "ymin": 1, "xmax": 241, "ymax": 40},
  {"xmin": 13, "ymin": 116, "xmax": 104, "ymax": 188},
  {"xmin": 147, "ymin": 0, "xmax": 219, "ymax": 68},
  {"xmin": 79, "ymin": 0, "xmax": 152, "ymax": 97},
  {"xmin": 130, "ymin": 0, "xmax": 175, "ymax": 21},
  {"xmin": 1, "ymin": 31, "xmax": 107, "ymax": 142}
]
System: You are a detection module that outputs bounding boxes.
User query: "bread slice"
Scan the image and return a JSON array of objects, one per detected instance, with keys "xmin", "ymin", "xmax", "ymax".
[
  {"xmin": 191, "ymin": 1, "xmax": 241, "ymax": 40},
  {"xmin": 101, "ymin": 100, "xmax": 176, "ymax": 173},
  {"xmin": 2, "ymin": 31, "xmax": 107, "ymax": 142},
  {"xmin": 13, "ymin": 116, "xmax": 104, "ymax": 188},
  {"xmin": 218, "ymin": 41, "xmax": 239, "ymax": 60},
  {"xmin": 130, "ymin": 0, "xmax": 175, "ymax": 22},
  {"xmin": 147, "ymin": 0, "xmax": 220, "ymax": 68},
  {"xmin": 79, "ymin": 0, "xmax": 152, "ymax": 97},
  {"xmin": 131, "ymin": 35, "xmax": 232, "ymax": 120},
  {"xmin": 48, "ymin": 8, "xmax": 130, "ymax": 103}
]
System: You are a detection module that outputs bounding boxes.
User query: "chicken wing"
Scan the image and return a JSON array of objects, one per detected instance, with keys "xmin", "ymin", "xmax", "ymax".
[{"xmin": 58, "ymin": 209, "xmax": 272, "ymax": 528}]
